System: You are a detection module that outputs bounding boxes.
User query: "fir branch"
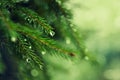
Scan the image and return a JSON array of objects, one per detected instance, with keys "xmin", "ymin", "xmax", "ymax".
[
  {"xmin": 69, "ymin": 24, "xmax": 86, "ymax": 57},
  {"xmin": 17, "ymin": 37, "xmax": 43, "ymax": 67},
  {"xmin": 14, "ymin": 7, "xmax": 54, "ymax": 35},
  {"xmin": 0, "ymin": 11, "xmax": 43, "ymax": 68},
  {"xmin": 0, "ymin": 0, "xmax": 15, "ymax": 9},
  {"xmin": 15, "ymin": 24, "xmax": 76, "ymax": 56},
  {"xmin": 0, "ymin": 0, "xmax": 90, "ymax": 80},
  {"xmin": 0, "ymin": 12, "xmax": 76, "ymax": 61},
  {"xmin": 12, "ymin": 0, "xmax": 29, "ymax": 3},
  {"xmin": 59, "ymin": 16, "xmax": 86, "ymax": 58},
  {"xmin": 0, "ymin": 10, "xmax": 18, "ymax": 41}
]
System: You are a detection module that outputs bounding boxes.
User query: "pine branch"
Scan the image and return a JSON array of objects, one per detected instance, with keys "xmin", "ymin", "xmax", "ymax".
[
  {"xmin": 0, "ymin": 0, "xmax": 90, "ymax": 80},
  {"xmin": 17, "ymin": 37, "xmax": 43, "ymax": 67},
  {"xmin": 13, "ymin": 7, "xmax": 54, "ymax": 35},
  {"xmin": 69, "ymin": 23, "xmax": 86, "ymax": 57},
  {"xmin": 0, "ymin": 11, "xmax": 43, "ymax": 68},
  {"xmin": 57, "ymin": 13, "xmax": 85, "ymax": 57},
  {"xmin": 16, "ymin": 24, "xmax": 77, "ymax": 56}
]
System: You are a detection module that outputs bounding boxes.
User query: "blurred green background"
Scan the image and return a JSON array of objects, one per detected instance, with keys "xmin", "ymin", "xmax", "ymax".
[{"xmin": 64, "ymin": 0, "xmax": 120, "ymax": 80}]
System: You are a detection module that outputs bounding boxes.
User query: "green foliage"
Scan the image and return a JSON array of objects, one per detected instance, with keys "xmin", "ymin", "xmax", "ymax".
[
  {"xmin": 14, "ymin": 7, "xmax": 54, "ymax": 34},
  {"xmin": 0, "ymin": 0, "xmax": 96, "ymax": 80}
]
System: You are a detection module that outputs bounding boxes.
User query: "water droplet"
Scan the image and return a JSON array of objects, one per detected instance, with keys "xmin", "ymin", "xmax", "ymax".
[
  {"xmin": 27, "ymin": 18, "xmax": 30, "ymax": 21},
  {"xmin": 66, "ymin": 37, "xmax": 71, "ymax": 44},
  {"xmin": 39, "ymin": 65, "xmax": 43, "ymax": 70},
  {"xmin": 26, "ymin": 58, "xmax": 31, "ymax": 63},
  {"xmin": 31, "ymin": 69, "xmax": 38, "ymax": 77},
  {"xmin": 26, "ymin": 16, "xmax": 31, "ymax": 22},
  {"xmin": 84, "ymin": 56, "xmax": 89, "ymax": 60},
  {"xmin": 29, "ymin": 46, "xmax": 32, "ymax": 49},
  {"xmin": 24, "ymin": 39, "xmax": 27, "ymax": 41},
  {"xmin": 11, "ymin": 37, "xmax": 17, "ymax": 42},
  {"xmin": 56, "ymin": 0, "xmax": 61, "ymax": 5},
  {"xmin": 41, "ymin": 51, "xmax": 46, "ymax": 55},
  {"xmin": 73, "ymin": 28, "xmax": 77, "ymax": 32},
  {"xmin": 50, "ymin": 30, "xmax": 55, "ymax": 37}
]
